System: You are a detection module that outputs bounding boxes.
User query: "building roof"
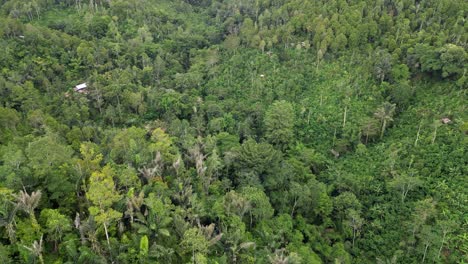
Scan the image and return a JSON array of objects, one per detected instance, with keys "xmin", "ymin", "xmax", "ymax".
[{"xmin": 74, "ymin": 83, "xmax": 87, "ymax": 91}]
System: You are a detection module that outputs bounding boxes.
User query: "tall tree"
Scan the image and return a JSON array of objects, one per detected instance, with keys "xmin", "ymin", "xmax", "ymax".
[
  {"xmin": 374, "ymin": 102, "xmax": 396, "ymax": 139},
  {"xmin": 264, "ymin": 100, "xmax": 295, "ymax": 149},
  {"xmin": 388, "ymin": 171, "xmax": 422, "ymax": 203},
  {"xmin": 86, "ymin": 165, "xmax": 122, "ymax": 251},
  {"xmin": 13, "ymin": 190, "xmax": 41, "ymax": 225},
  {"xmin": 39, "ymin": 209, "xmax": 72, "ymax": 251}
]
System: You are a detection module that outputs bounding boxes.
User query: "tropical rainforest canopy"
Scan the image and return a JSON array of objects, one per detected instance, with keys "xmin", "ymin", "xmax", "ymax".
[{"xmin": 0, "ymin": 0, "xmax": 467, "ymax": 263}]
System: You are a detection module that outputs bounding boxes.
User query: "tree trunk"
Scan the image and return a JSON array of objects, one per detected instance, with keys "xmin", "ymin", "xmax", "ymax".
[
  {"xmin": 422, "ymin": 244, "xmax": 429, "ymax": 263},
  {"xmin": 343, "ymin": 106, "xmax": 347, "ymax": 128},
  {"xmin": 380, "ymin": 120, "xmax": 387, "ymax": 139},
  {"xmin": 402, "ymin": 186, "xmax": 409, "ymax": 203},
  {"xmin": 437, "ymin": 231, "xmax": 446, "ymax": 259},
  {"xmin": 431, "ymin": 125, "xmax": 438, "ymax": 144},
  {"xmin": 290, "ymin": 198, "xmax": 297, "ymax": 217},
  {"xmin": 192, "ymin": 247, "xmax": 195, "ymax": 264},
  {"xmin": 103, "ymin": 222, "xmax": 111, "ymax": 248},
  {"xmin": 414, "ymin": 122, "xmax": 422, "ymax": 146}
]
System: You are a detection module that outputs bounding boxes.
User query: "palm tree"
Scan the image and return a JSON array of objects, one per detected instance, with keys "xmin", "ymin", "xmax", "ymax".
[
  {"xmin": 23, "ymin": 236, "xmax": 44, "ymax": 264},
  {"xmin": 377, "ymin": 250, "xmax": 402, "ymax": 264},
  {"xmin": 374, "ymin": 102, "xmax": 396, "ymax": 139},
  {"xmin": 138, "ymin": 151, "xmax": 163, "ymax": 183},
  {"xmin": 13, "ymin": 189, "xmax": 41, "ymax": 223},
  {"xmin": 347, "ymin": 209, "xmax": 364, "ymax": 248},
  {"xmin": 230, "ymin": 241, "xmax": 255, "ymax": 263},
  {"xmin": 124, "ymin": 190, "xmax": 144, "ymax": 223},
  {"xmin": 361, "ymin": 117, "xmax": 380, "ymax": 144},
  {"xmin": 268, "ymin": 249, "xmax": 290, "ymax": 264}
]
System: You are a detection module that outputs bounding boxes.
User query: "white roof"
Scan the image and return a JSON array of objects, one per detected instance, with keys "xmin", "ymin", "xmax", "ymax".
[{"xmin": 75, "ymin": 83, "xmax": 87, "ymax": 90}]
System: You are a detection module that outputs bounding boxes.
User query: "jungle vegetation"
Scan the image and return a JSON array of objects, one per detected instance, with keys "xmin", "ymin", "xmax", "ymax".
[{"xmin": 0, "ymin": 0, "xmax": 467, "ymax": 263}]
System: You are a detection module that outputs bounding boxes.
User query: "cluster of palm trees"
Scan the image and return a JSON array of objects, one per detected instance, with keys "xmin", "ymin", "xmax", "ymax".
[{"xmin": 0, "ymin": 190, "xmax": 44, "ymax": 263}]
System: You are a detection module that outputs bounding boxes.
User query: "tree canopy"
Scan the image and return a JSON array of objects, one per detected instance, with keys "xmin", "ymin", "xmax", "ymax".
[{"xmin": 0, "ymin": 0, "xmax": 466, "ymax": 263}]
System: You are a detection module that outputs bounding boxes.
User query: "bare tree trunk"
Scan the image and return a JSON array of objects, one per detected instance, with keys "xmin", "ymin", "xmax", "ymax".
[
  {"xmin": 422, "ymin": 244, "xmax": 429, "ymax": 263},
  {"xmin": 290, "ymin": 198, "xmax": 297, "ymax": 217},
  {"xmin": 192, "ymin": 247, "xmax": 195, "ymax": 264},
  {"xmin": 431, "ymin": 125, "xmax": 438, "ymax": 144},
  {"xmin": 343, "ymin": 106, "xmax": 347, "ymax": 128},
  {"xmin": 414, "ymin": 122, "xmax": 422, "ymax": 146},
  {"xmin": 380, "ymin": 120, "xmax": 387, "ymax": 139},
  {"xmin": 437, "ymin": 231, "xmax": 446, "ymax": 259},
  {"xmin": 402, "ymin": 186, "xmax": 409, "ymax": 203},
  {"xmin": 103, "ymin": 222, "xmax": 110, "ymax": 247}
]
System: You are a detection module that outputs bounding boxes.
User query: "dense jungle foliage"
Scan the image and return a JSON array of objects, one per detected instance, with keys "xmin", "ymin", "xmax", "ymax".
[{"xmin": 0, "ymin": 0, "xmax": 467, "ymax": 263}]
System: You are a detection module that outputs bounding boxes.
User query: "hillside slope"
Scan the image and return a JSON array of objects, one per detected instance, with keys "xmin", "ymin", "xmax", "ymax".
[{"xmin": 0, "ymin": 0, "xmax": 466, "ymax": 263}]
